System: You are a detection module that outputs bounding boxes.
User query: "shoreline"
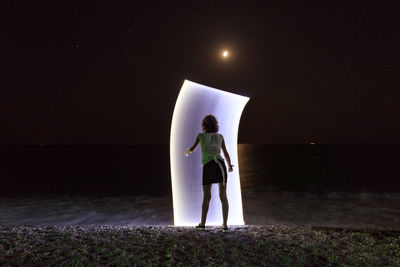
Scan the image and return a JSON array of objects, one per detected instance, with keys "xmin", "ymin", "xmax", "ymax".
[{"xmin": 1, "ymin": 191, "xmax": 399, "ymax": 229}]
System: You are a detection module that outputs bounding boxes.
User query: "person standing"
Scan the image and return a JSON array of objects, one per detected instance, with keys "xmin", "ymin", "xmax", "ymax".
[{"xmin": 184, "ymin": 114, "xmax": 233, "ymax": 232}]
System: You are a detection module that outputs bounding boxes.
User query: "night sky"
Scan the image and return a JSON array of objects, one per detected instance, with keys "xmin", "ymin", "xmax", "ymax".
[{"xmin": 2, "ymin": 1, "xmax": 399, "ymax": 145}]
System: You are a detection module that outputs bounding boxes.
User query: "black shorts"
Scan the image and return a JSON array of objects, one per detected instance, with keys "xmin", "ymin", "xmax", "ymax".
[{"xmin": 202, "ymin": 158, "xmax": 228, "ymax": 185}]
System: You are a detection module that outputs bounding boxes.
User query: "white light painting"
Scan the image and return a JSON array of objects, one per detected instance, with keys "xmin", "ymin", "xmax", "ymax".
[{"xmin": 170, "ymin": 80, "xmax": 250, "ymax": 226}]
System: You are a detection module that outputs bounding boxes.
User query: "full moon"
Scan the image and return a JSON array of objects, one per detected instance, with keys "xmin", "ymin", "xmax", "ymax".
[{"xmin": 222, "ymin": 50, "xmax": 229, "ymax": 58}]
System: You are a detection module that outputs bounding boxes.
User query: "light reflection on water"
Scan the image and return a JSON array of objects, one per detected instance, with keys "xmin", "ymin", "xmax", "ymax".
[
  {"xmin": 1, "ymin": 191, "xmax": 399, "ymax": 229},
  {"xmin": 0, "ymin": 195, "xmax": 172, "ymax": 226},
  {"xmin": 1, "ymin": 144, "xmax": 400, "ymax": 228}
]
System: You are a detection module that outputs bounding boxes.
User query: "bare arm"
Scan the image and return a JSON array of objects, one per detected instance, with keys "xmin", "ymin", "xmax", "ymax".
[
  {"xmin": 189, "ymin": 137, "xmax": 200, "ymax": 152},
  {"xmin": 184, "ymin": 137, "xmax": 199, "ymax": 156},
  {"xmin": 221, "ymin": 137, "xmax": 233, "ymax": 172}
]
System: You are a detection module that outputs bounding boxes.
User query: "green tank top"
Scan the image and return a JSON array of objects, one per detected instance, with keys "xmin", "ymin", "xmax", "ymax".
[{"xmin": 197, "ymin": 132, "xmax": 224, "ymax": 165}]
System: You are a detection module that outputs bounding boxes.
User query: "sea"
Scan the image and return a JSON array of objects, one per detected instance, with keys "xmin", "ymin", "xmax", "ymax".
[{"xmin": 0, "ymin": 144, "xmax": 399, "ymax": 228}]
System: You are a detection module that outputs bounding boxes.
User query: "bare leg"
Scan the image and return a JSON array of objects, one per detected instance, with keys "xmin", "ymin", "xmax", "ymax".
[
  {"xmin": 219, "ymin": 182, "xmax": 229, "ymax": 227},
  {"xmin": 200, "ymin": 184, "xmax": 212, "ymax": 226}
]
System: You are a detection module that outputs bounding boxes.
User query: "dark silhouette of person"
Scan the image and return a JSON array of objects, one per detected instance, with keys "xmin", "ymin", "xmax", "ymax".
[{"xmin": 184, "ymin": 115, "xmax": 233, "ymax": 232}]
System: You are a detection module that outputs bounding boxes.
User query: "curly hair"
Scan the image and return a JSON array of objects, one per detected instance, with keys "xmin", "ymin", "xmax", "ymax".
[{"xmin": 201, "ymin": 115, "xmax": 219, "ymax": 133}]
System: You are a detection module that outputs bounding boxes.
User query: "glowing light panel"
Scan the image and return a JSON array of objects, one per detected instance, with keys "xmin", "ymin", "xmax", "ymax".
[{"xmin": 170, "ymin": 80, "xmax": 249, "ymax": 226}]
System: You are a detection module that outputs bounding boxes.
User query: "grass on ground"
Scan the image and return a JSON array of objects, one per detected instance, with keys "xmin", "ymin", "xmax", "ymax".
[{"xmin": 0, "ymin": 225, "xmax": 399, "ymax": 266}]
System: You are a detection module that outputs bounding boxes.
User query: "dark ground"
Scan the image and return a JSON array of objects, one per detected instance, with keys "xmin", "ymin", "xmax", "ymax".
[{"xmin": 1, "ymin": 225, "xmax": 399, "ymax": 266}]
